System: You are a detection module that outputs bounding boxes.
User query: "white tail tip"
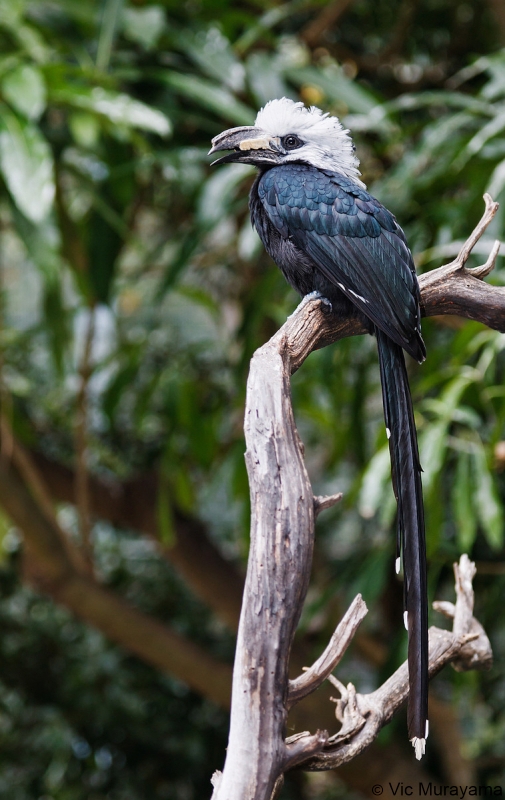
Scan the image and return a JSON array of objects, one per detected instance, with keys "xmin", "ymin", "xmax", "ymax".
[
  {"xmin": 386, "ymin": 427, "xmax": 391, "ymax": 439},
  {"xmin": 425, "ymin": 719, "xmax": 429, "ymax": 739},
  {"xmin": 395, "ymin": 557, "xmax": 401, "ymax": 574},
  {"xmin": 411, "ymin": 737, "xmax": 426, "ymax": 760},
  {"xmin": 404, "ymin": 611, "xmax": 408, "ymax": 631}
]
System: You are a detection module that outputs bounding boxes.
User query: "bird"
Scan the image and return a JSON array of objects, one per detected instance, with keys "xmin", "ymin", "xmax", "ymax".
[{"xmin": 209, "ymin": 97, "xmax": 428, "ymax": 759}]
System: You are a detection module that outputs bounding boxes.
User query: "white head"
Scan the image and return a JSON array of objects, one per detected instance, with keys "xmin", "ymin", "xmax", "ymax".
[
  {"xmin": 255, "ymin": 98, "xmax": 361, "ymax": 177},
  {"xmin": 209, "ymin": 97, "xmax": 364, "ymax": 185}
]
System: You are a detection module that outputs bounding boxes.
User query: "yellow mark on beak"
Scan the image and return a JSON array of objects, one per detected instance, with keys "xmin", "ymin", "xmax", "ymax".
[{"xmin": 239, "ymin": 137, "xmax": 272, "ymax": 151}]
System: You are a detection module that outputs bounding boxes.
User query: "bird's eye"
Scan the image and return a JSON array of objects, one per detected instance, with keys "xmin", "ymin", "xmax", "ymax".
[{"xmin": 282, "ymin": 135, "xmax": 302, "ymax": 150}]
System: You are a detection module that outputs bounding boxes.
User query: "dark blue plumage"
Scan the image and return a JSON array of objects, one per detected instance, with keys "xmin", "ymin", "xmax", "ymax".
[
  {"xmin": 254, "ymin": 164, "xmax": 425, "ymax": 362},
  {"xmin": 251, "ymin": 163, "xmax": 428, "ymax": 747},
  {"xmin": 209, "ymin": 99, "xmax": 429, "ymax": 754}
]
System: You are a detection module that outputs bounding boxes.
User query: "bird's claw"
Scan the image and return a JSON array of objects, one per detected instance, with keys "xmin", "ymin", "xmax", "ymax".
[{"xmin": 300, "ymin": 291, "xmax": 333, "ymax": 314}]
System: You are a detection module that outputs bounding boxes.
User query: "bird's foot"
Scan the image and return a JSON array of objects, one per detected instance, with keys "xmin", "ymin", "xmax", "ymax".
[
  {"xmin": 304, "ymin": 290, "xmax": 324, "ymax": 303},
  {"xmin": 307, "ymin": 290, "xmax": 333, "ymax": 312},
  {"xmin": 319, "ymin": 296, "xmax": 333, "ymax": 313},
  {"xmin": 295, "ymin": 291, "xmax": 333, "ymax": 315}
]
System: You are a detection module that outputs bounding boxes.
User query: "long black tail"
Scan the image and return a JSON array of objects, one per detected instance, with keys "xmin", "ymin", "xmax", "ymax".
[{"xmin": 375, "ymin": 327, "xmax": 428, "ymax": 756}]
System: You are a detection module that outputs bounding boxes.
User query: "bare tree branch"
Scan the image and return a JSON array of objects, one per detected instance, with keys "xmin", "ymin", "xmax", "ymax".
[
  {"xmin": 296, "ymin": 555, "xmax": 492, "ymax": 772},
  {"xmin": 313, "ymin": 492, "xmax": 343, "ymax": 517},
  {"xmin": 301, "ymin": 0, "xmax": 357, "ymax": 48},
  {"xmin": 74, "ymin": 305, "xmax": 96, "ymax": 569},
  {"xmin": 485, "ymin": 0, "xmax": 505, "ymax": 46},
  {"xmin": 287, "ymin": 594, "xmax": 367, "ymax": 708}
]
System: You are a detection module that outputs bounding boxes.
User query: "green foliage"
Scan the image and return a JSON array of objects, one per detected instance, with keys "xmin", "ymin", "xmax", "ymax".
[
  {"xmin": 0, "ymin": 0, "xmax": 504, "ymax": 796},
  {"xmin": 0, "ymin": 531, "xmax": 231, "ymax": 800}
]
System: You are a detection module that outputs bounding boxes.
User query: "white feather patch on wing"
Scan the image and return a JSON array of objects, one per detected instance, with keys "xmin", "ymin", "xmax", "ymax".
[{"xmin": 348, "ymin": 288, "xmax": 369, "ymax": 303}]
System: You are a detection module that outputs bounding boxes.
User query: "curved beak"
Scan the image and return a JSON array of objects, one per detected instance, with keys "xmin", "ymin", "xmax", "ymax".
[{"xmin": 208, "ymin": 126, "xmax": 281, "ymax": 166}]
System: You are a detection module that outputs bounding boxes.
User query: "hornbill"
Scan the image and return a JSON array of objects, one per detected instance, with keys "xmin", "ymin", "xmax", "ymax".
[{"xmin": 209, "ymin": 98, "xmax": 428, "ymax": 758}]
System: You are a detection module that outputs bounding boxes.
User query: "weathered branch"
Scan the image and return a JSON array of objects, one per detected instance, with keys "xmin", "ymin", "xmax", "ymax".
[
  {"xmin": 287, "ymin": 594, "xmax": 368, "ymax": 708},
  {"xmin": 211, "ymin": 320, "xmax": 317, "ymax": 800},
  {"xmin": 313, "ymin": 492, "xmax": 343, "ymax": 517},
  {"xmin": 300, "ymin": 0, "xmax": 357, "ymax": 47},
  {"xmin": 74, "ymin": 305, "xmax": 96, "ymax": 568},
  {"xmin": 212, "ymin": 197, "xmax": 499, "ymax": 800},
  {"xmin": 295, "ymin": 555, "xmax": 491, "ymax": 772}
]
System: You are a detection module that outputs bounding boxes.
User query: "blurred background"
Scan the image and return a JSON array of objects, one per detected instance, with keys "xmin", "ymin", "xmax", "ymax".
[{"xmin": 0, "ymin": 0, "xmax": 504, "ymax": 798}]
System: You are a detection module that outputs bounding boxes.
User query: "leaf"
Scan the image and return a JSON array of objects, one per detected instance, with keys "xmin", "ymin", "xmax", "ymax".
[
  {"xmin": 157, "ymin": 472, "xmax": 175, "ymax": 546},
  {"xmin": 386, "ymin": 90, "xmax": 494, "ymax": 117},
  {"xmin": 103, "ymin": 361, "xmax": 139, "ymax": 424},
  {"xmin": 122, "ymin": 6, "xmax": 166, "ymax": 51},
  {"xmin": 0, "ymin": 105, "xmax": 55, "ymax": 222},
  {"xmin": 157, "ymin": 497, "xmax": 174, "ymax": 545},
  {"xmin": 8, "ymin": 202, "xmax": 62, "ymax": 282},
  {"xmin": 69, "ymin": 112, "xmax": 101, "ymax": 149},
  {"xmin": 4, "ymin": 203, "xmax": 68, "ymax": 368},
  {"xmin": 11, "ymin": 24, "xmax": 51, "ymax": 64},
  {"xmin": 156, "ymin": 231, "xmax": 208, "ymax": 300},
  {"xmin": 462, "ymin": 108, "xmax": 505, "ymax": 165},
  {"xmin": 2, "ymin": 64, "xmax": 46, "ymax": 120},
  {"xmin": 53, "ymin": 87, "xmax": 171, "ymax": 137},
  {"xmin": 238, "ymin": 217, "xmax": 261, "ymax": 261},
  {"xmin": 472, "ymin": 441, "xmax": 504, "ymax": 549},
  {"xmin": 246, "ymin": 52, "xmax": 291, "ymax": 106},
  {"xmin": 96, "ymin": 0, "xmax": 123, "ymax": 72},
  {"xmin": 451, "ymin": 406, "xmax": 483, "ymax": 430},
  {"xmin": 286, "ymin": 65, "xmax": 378, "ymax": 115},
  {"xmin": 43, "ymin": 280, "xmax": 69, "ymax": 376},
  {"xmin": 177, "ymin": 27, "xmax": 245, "ymax": 92},
  {"xmin": 87, "ymin": 208, "xmax": 123, "ymax": 304},
  {"xmin": 197, "ymin": 163, "xmax": 254, "ymax": 226},
  {"xmin": 351, "ymin": 547, "xmax": 390, "ymax": 608},
  {"xmin": 358, "ymin": 444, "xmax": 392, "ymax": 520},
  {"xmin": 87, "ymin": 87, "xmax": 171, "ymax": 137},
  {"xmin": 487, "ymin": 158, "xmax": 505, "ymax": 200},
  {"xmin": 158, "ymin": 71, "xmax": 254, "ymax": 125},
  {"xmin": 0, "ymin": 506, "xmax": 14, "ymax": 563},
  {"xmin": 173, "ymin": 470, "xmax": 195, "ymax": 514},
  {"xmin": 419, "ymin": 420, "xmax": 449, "ymax": 493},
  {"xmin": 439, "ymin": 373, "xmax": 474, "ymax": 410},
  {"xmin": 453, "ymin": 453, "xmax": 477, "ymax": 552},
  {"xmin": 419, "ymin": 372, "xmax": 476, "ymax": 491},
  {"xmin": 481, "ymin": 54, "xmax": 505, "ymax": 100},
  {"xmin": 234, "ymin": 0, "xmax": 309, "ymax": 53},
  {"xmin": 0, "ymin": 0, "xmax": 24, "ymax": 26}
]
